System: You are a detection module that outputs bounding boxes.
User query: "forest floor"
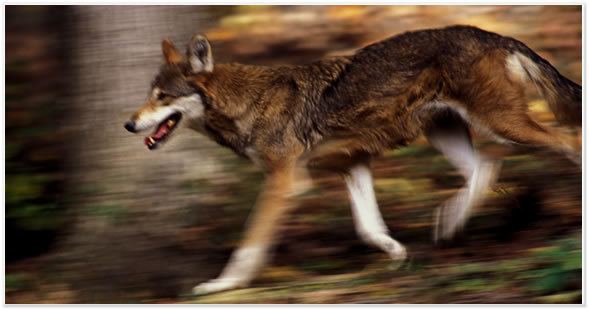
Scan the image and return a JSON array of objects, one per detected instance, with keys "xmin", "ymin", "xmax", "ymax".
[
  {"xmin": 6, "ymin": 123, "xmax": 582, "ymax": 304},
  {"xmin": 175, "ymin": 136, "xmax": 582, "ymax": 304}
]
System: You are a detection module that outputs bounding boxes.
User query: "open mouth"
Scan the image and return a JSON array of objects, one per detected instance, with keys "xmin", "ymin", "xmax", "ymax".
[{"xmin": 144, "ymin": 112, "xmax": 182, "ymax": 150}]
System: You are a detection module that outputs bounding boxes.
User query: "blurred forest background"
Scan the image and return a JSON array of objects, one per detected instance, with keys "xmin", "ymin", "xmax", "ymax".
[{"xmin": 5, "ymin": 5, "xmax": 582, "ymax": 304}]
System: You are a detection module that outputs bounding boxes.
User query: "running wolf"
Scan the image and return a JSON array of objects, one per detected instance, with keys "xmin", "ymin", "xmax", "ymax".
[{"xmin": 124, "ymin": 25, "xmax": 581, "ymax": 295}]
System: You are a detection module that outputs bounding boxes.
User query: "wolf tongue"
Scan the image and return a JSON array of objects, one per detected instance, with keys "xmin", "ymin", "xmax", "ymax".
[
  {"xmin": 153, "ymin": 124, "xmax": 170, "ymax": 139},
  {"xmin": 144, "ymin": 123, "xmax": 170, "ymax": 146}
]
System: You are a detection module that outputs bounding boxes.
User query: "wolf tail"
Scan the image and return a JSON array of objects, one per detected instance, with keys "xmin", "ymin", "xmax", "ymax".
[{"xmin": 507, "ymin": 40, "xmax": 581, "ymax": 126}]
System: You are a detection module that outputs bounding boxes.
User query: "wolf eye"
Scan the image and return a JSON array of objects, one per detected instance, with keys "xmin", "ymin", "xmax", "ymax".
[{"xmin": 157, "ymin": 93, "xmax": 170, "ymax": 101}]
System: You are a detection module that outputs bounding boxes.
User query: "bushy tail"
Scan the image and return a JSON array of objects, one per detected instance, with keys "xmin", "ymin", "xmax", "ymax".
[{"xmin": 509, "ymin": 40, "xmax": 581, "ymax": 126}]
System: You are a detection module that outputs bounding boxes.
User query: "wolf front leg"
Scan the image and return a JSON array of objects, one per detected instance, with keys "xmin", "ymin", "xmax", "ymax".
[
  {"xmin": 192, "ymin": 162, "xmax": 297, "ymax": 295},
  {"xmin": 344, "ymin": 163, "xmax": 407, "ymax": 262}
]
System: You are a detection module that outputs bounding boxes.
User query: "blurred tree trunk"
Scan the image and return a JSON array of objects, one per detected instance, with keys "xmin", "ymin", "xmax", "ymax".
[{"xmin": 60, "ymin": 6, "xmax": 235, "ymax": 302}]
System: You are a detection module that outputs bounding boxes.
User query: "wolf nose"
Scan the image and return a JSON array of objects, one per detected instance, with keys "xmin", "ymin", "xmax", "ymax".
[{"xmin": 124, "ymin": 121, "xmax": 137, "ymax": 133}]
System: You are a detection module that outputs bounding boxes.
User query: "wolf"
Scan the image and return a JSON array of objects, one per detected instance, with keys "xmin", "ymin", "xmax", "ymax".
[{"xmin": 124, "ymin": 25, "xmax": 581, "ymax": 295}]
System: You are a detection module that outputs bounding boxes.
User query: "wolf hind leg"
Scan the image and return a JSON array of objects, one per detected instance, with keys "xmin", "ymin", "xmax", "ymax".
[
  {"xmin": 481, "ymin": 110, "xmax": 581, "ymax": 166},
  {"xmin": 469, "ymin": 49, "xmax": 581, "ymax": 166},
  {"xmin": 425, "ymin": 109, "xmax": 501, "ymax": 241},
  {"xmin": 343, "ymin": 162, "xmax": 407, "ymax": 262}
]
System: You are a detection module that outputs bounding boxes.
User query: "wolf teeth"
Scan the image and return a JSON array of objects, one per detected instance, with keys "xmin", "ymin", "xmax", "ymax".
[
  {"xmin": 148, "ymin": 137, "xmax": 155, "ymax": 144},
  {"xmin": 167, "ymin": 119, "xmax": 175, "ymax": 127}
]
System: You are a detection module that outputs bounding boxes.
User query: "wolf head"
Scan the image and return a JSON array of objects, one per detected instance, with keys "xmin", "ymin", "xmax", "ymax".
[{"xmin": 124, "ymin": 34, "xmax": 214, "ymax": 150}]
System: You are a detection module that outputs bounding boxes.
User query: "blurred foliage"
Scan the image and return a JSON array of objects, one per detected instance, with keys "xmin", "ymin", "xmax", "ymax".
[
  {"xmin": 524, "ymin": 238, "xmax": 581, "ymax": 295},
  {"xmin": 6, "ymin": 6, "xmax": 68, "ymax": 260}
]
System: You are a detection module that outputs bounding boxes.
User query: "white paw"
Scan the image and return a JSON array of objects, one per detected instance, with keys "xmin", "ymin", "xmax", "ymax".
[
  {"xmin": 366, "ymin": 233, "xmax": 407, "ymax": 261},
  {"xmin": 192, "ymin": 278, "xmax": 242, "ymax": 296}
]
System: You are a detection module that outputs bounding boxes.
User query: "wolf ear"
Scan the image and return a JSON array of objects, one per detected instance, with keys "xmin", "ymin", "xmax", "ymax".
[
  {"xmin": 187, "ymin": 34, "xmax": 214, "ymax": 73},
  {"xmin": 162, "ymin": 39, "xmax": 183, "ymax": 65}
]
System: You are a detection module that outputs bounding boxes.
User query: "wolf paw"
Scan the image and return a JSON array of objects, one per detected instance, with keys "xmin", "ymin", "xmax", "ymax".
[
  {"xmin": 192, "ymin": 278, "xmax": 242, "ymax": 296},
  {"xmin": 382, "ymin": 237, "xmax": 407, "ymax": 262},
  {"xmin": 365, "ymin": 233, "xmax": 407, "ymax": 261}
]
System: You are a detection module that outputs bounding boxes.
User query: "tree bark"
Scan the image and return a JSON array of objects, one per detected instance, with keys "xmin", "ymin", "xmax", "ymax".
[{"xmin": 61, "ymin": 6, "xmax": 234, "ymax": 302}]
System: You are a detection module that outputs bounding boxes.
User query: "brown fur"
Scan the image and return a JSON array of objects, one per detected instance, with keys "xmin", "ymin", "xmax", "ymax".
[{"xmin": 168, "ymin": 27, "xmax": 579, "ymax": 172}]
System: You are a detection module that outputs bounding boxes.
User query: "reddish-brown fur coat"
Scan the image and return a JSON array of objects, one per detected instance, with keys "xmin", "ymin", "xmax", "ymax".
[{"xmin": 140, "ymin": 25, "xmax": 581, "ymax": 171}]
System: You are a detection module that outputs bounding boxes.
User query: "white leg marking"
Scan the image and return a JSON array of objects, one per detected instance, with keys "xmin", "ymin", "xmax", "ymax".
[
  {"xmin": 344, "ymin": 164, "xmax": 406, "ymax": 261},
  {"xmin": 426, "ymin": 114, "xmax": 501, "ymax": 241},
  {"xmin": 193, "ymin": 245, "xmax": 266, "ymax": 295},
  {"xmin": 427, "ymin": 125, "xmax": 477, "ymax": 179}
]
